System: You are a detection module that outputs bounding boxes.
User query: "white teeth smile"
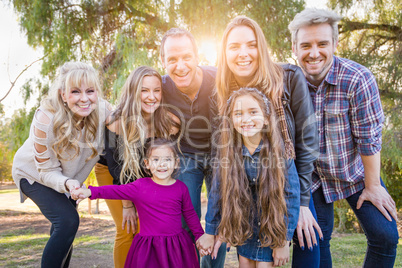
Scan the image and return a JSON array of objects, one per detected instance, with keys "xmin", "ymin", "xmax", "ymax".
[
  {"xmin": 145, "ymin": 102, "xmax": 156, "ymax": 106},
  {"xmin": 176, "ymin": 73, "xmax": 188, "ymax": 77},
  {"xmin": 237, "ymin": 62, "xmax": 251, "ymax": 66},
  {"xmin": 308, "ymin": 60, "xmax": 321, "ymax": 65},
  {"xmin": 78, "ymin": 104, "xmax": 90, "ymax": 108}
]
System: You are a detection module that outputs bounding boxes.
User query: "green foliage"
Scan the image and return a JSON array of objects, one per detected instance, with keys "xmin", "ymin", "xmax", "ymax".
[
  {"xmin": 10, "ymin": 0, "xmax": 304, "ymax": 98},
  {"xmin": 179, "ymin": 0, "xmax": 304, "ymax": 61},
  {"xmin": 329, "ymin": 0, "xmax": 401, "ymax": 94},
  {"xmin": 0, "ymin": 106, "xmax": 37, "ymax": 154},
  {"xmin": 84, "ymin": 169, "xmax": 98, "ymax": 187},
  {"xmin": 334, "ymin": 199, "xmax": 362, "ymax": 233},
  {"xmin": 0, "ymin": 142, "xmax": 13, "ymax": 182}
]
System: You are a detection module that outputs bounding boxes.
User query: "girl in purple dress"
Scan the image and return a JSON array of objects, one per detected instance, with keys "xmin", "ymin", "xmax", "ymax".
[{"xmin": 72, "ymin": 138, "xmax": 207, "ymax": 268}]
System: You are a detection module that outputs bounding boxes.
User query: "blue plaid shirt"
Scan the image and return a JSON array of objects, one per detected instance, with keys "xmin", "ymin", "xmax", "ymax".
[{"xmin": 309, "ymin": 56, "xmax": 384, "ymax": 203}]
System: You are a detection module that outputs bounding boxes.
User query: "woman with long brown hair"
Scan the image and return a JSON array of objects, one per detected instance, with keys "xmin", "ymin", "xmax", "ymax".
[{"xmin": 200, "ymin": 16, "xmax": 321, "ymax": 267}]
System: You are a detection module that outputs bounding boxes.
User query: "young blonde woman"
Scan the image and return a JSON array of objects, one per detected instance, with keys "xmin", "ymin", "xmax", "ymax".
[
  {"xmin": 202, "ymin": 16, "xmax": 321, "ymax": 267},
  {"xmin": 12, "ymin": 61, "xmax": 111, "ymax": 267},
  {"xmin": 94, "ymin": 66, "xmax": 180, "ymax": 268}
]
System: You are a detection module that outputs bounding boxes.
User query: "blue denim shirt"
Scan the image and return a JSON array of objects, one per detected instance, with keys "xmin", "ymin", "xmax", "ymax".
[{"xmin": 205, "ymin": 142, "xmax": 300, "ymax": 241}]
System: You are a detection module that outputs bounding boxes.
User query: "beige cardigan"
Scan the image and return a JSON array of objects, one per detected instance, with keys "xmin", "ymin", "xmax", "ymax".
[{"xmin": 12, "ymin": 99, "xmax": 110, "ymax": 202}]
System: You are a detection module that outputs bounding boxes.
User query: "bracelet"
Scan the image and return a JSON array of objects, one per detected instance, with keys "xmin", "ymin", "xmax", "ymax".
[{"xmin": 123, "ymin": 205, "xmax": 134, "ymax": 209}]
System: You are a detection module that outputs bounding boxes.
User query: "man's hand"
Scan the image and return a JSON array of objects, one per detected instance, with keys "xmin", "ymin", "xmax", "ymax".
[
  {"xmin": 359, "ymin": 153, "xmax": 398, "ymax": 222},
  {"xmin": 357, "ymin": 184, "xmax": 398, "ymax": 221},
  {"xmin": 296, "ymin": 206, "xmax": 323, "ymax": 250}
]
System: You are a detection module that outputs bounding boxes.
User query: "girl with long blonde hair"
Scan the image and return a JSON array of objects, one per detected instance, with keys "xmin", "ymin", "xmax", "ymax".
[
  {"xmin": 12, "ymin": 61, "xmax": 110, "ymax": 267},
  {"xmin": 94, "ymin": 66, "xmax": 180, "ymax": 268}
]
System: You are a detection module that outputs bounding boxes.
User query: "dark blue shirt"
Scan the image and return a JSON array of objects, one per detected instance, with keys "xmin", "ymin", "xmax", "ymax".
[{"xmin": 162, "ymin": 66, "xmax": 217, "ymax": 154}]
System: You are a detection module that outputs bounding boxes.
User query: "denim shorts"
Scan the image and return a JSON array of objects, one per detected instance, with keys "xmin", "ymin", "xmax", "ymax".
[{"xmin": 237, "ymin": 230, "xmax": 274, "ymax": 262}]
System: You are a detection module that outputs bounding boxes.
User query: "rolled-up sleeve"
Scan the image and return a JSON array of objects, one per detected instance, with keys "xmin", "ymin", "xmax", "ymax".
[{"xmin": 349, "ymin": 70, "xmax": 384, "ymax": 156}]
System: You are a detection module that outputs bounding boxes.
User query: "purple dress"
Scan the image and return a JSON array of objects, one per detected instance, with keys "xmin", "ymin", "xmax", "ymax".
[{"xmin": 89, "ymin": 177, "xmax": 204, "ymax": 268}]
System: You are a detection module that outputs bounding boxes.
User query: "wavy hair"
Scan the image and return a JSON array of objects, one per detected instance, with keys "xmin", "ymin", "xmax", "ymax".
[
  {"xmin": 217, "ymin": 88, "xmax": 287, "ymax": 248},
  {"xmin": 110, "ymin": 66, "xmax": 178, "ymax": 184},
  {"xmin": 216, "ymin": 16, "xmax": 284, "ymax": 110},
  {"xmin": 288, "ymin": 8, "xmax": 341, "ymax": 45},
  {"xmin": 41, "ymin": 61, "xmax": 102, "ymax": 161}
]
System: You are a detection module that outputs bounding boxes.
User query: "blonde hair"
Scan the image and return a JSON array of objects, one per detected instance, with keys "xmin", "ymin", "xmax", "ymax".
[
  {"xmin": 217, "ymin": 88, "xmax": 287, "ymax": 248},
  {"xmin": 111, "ymin": 66, "xmax": 177, "ymax": 184},
  {"xmin": 288, "ymin": 8, "xmax": 341, "ymax": 45},
  {"xmin": 41, "ymin": 61, "xmax": 102, "ymax": 161},
  {"xmin": 216, "ymin": 16, "xmax": 284, "ymax": 110}
]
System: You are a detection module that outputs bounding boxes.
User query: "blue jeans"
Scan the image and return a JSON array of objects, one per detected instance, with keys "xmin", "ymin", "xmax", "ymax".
[
  {"xmin": 292, "ymin": 195, "xmax": 320, "ymax": 267},
  {"xmin": 313, "ymin": 180, "xmax": 399, "ymax": 268},
  {"xmin": 177, "ymin": 153, "xmax": 226, "ymax": 268},
  {"xmin": 20, "ymin": 179, "xmax": 79, "ymax": 268}
]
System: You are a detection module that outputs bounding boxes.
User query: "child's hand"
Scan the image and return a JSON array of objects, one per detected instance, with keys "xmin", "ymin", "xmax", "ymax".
[
  {"xmin": 272, "ymin": 241, "xmax": 290, "ymax": 267},
  {"xmin": 196, "ymin": 234, "xmax": 215, "ymax": 256},
  {"xmin": 71, "ymin": 185, "xmax": 91, "ymax": 204}
]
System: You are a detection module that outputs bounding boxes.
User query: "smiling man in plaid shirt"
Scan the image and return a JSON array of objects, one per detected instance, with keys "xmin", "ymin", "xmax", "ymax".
[{"xmin": 289, "ymin": 8, "xmax": 399, "ymax": 268}]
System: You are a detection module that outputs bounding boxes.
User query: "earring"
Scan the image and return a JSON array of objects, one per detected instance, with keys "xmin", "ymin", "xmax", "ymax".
[{"xmin": 63, "ymin": 102, "xmax": 67, "ymax": 106}]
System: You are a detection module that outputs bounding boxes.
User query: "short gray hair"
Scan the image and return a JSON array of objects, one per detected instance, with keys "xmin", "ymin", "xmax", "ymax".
[
  {"xmin": 160, "ymin": 28, "xmax": 198, "ymax": 62},
  {"xmin": 288, "ymin": 8, "xmax": 342, "ymax": 45}
]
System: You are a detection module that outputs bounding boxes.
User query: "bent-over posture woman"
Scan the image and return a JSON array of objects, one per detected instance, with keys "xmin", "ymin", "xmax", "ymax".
[{"xmin": 12, "ymin": 62, "xmax": 111, "ymax": 267}]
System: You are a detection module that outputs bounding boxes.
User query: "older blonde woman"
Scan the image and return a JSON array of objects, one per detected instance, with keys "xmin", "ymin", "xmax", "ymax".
[{"xmin": 12, "ymin": 62, "xmax": 111, "ymax": 267}]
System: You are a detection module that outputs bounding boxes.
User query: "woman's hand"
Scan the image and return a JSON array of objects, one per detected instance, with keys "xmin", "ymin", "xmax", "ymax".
[
  {"xmin": 122, "ymin": 200, "xmax": 138, "ymax": 234},
  {"xmin": 296, "ymin": 206, "xmax": 323, "ymax": 250},
  {"xmin": 65, "ymin": 179, "xmax": 80, "ymax": 193},
  {"xmin": 196, "ymin": 234, "xmax": 215, "ymax": 256},
  {"xmin": 71, "ymin": 185, "xmax": 91, "ymax": 204},
  {"xmin": 272, "ymin": 241, "xmax": 290, "ymax": 267},
  {"xmin": 212, "ymin": 236, "xmax": 230, "ymax": 260}
]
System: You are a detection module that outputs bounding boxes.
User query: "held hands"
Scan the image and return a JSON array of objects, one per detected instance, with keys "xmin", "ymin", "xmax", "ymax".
[
  {"xmin": 296, "ymin": 206, "xmax": 323, "ymax": 250},
  {"xmin": 65, "ymin": 179, "xmax": 80, "ymax": 193},
  {"xmin": 70, "ymin": 185, "xmax": 91, "ymax": 204},
  {"xmin": 272, "ymin": 241, "xmax": 290, "ymax": 267},
  {"xmin": 196, "ymin": 234, "xmax": 215, "ymax": 257}
]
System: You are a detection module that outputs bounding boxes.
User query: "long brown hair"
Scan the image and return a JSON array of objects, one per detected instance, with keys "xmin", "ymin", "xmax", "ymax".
[
  {"xmin": 110, "ymin": 66, "xmax": 177, "ymax": 184},
  {"xmin": 216, "ymin": 16, "xmax": 284, "ymax": 111},
  {"xmin": 217, "ymin": 88, "xmax": 287, "ymax": 248}
]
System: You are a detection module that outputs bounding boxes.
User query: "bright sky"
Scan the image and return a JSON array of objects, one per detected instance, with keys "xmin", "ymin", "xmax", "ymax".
[{"xmin": 0, "ymin": 1, "xmax": 327, "ymax": 120}]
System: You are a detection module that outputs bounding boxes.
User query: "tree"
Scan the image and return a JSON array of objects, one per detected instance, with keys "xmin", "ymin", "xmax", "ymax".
[{"xmin": 9, "ymin": 0, "xmax": 304, "ymax": 99}]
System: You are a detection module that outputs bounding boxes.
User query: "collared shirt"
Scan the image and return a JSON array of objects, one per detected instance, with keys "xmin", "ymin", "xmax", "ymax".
[
  {"xmin": 309, "ymin": 56, "xmax": 384, "ymax": 203},
  {"xmin": 162, "ymin": 66, "xmax": 217, "ymax": 154},
  {"xmin": 205, "ymin": 141, "xmax": 300, "ymax": 241}
]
